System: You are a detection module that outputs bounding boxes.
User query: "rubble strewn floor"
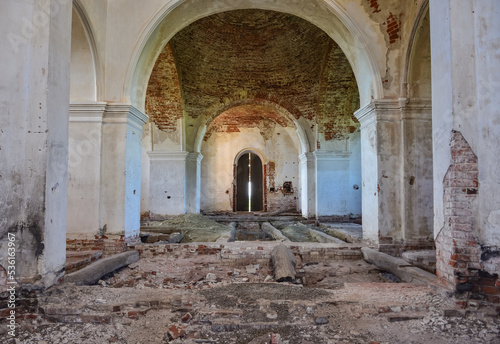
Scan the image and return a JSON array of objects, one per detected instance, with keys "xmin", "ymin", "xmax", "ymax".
[{"xmin": 10, "ymin": 255, "xmax": 500, "ymax": 344}]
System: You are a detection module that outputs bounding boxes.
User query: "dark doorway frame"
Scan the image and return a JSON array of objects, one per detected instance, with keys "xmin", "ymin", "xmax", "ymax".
[{"xmin": 234, "ymin": 150, "xmax": 265, "ymax": 212}]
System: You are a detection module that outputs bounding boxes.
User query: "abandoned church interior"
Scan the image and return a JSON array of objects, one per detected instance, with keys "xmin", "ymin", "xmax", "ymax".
[{"xmin": 1, "ymin": 0, "xmax": 500, "ymax": 343}]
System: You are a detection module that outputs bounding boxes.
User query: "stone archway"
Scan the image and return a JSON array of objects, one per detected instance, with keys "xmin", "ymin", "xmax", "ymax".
[{"xmin": 139, "ymin": 7, "xmax": 365, "ymax": 219}]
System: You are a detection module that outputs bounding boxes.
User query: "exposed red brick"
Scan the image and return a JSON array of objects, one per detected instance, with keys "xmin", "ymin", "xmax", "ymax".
[
  {"xmin": 434, "ymin": 131, "xmax": 500, "ymax": 302},
  {"xmin": 480, "ymin": 285, "xmax": 499, "ymax": 295},
  {"xmin": 145, "ymin": 43, "xmax": 183, "ymax": 132},
  {"xmin": 181, "ymin": 312, "xmax": 192, "ymax": 323},
  {"xmin": 384, "ymin": 13, "xmax": 400, "ymax": 44},
  {"xmin": 128, "ymin": 311, "xmax": 139, "ymax": 319},
  {"xmin": 165, "ymin": 10, "xmax": 340, "ymax": 123},
  {"xmin": 368, "ymin": 0, "xmax": 381, "ymax": 14},
  {"xmin": 66, "ymin": 237, "xmax": 125, "ymax": 256},
  {"xmin": 168, "ymin": 324, "xmax": 185, "ymax": 339},
  {"xmin": 204, "ymin": 104, "xmax": 292, "ymax": 141},
  {"xmin": 318, "ymin": 42, "xmax": 360, "ymax": 141}
]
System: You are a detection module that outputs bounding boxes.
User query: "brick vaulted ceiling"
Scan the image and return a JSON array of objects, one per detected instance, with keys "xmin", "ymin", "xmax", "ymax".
[{"xmin": 146, "ymin": 9, "xmax": 360, "ymax": 141}]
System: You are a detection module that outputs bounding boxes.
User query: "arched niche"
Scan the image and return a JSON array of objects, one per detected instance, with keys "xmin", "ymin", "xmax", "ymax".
[
  {"xmin": 404, "ymin": 2, "xmax": 431, "ymax": 99},
  {"xmin": 70, "ymin": 1, "xmax": 101, "ymax": 102}
]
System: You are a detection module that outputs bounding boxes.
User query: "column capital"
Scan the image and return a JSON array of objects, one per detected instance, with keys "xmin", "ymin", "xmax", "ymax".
[
  {"xmin": 399, "ymin": 98, "xmax": 432, "ymax": 121},
  {"xmin": 354, "ymin": 99, "xmax": 401, "ymax": 126},
  {"xmin": 104, "ymin": 104, "xmax": 149, "ymax": 130},
  {"xmin": 147, "ymin": 150, "xmax": 188, "ymax": 161},
  {"xmin": 69, "ymin": 102, "xmax": 107, "ymax": 123},
  {"xmin": 186, "ymin": 152, "xmax": 204, "ymax": 164},
  {"xmin": 298, "ymin": 152, "xmax": 316, "ymax": 163}
]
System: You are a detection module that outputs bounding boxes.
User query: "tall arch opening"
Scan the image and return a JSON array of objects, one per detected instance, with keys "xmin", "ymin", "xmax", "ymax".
[{"xmin": 142, "ymin": 9, "xmax": 361, "ymax": 220}]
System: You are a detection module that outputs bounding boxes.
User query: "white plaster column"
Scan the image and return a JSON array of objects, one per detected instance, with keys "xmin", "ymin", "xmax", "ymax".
[
  {"xmin": 400, "ymin": 99, "xmax": 433, "ymax": 243},
  {"xmin": 101, "ymin": 105, "xmax": 148, "ymax": 240},
  {"xmin": 299, "ymin": 153, "xmax": 316, "ymax": 218},
  {"xmin": 430, "ymin": 0, "xmax": 500, "ymax": 245},
  {"xmin": 186, "ymin": 152, "xmax": 203, "ymax": 214},
  {"xmin": 67, "ymin": 103, "xmax": 106, "ymax": 238},
  {"xmin": 314, "ymin": 151, "xmax": 351, "ymax": 217},
  {"xmin": 0, "ymin": 0, "xmax": 72, "ymax": 287},
  {"xmin": 147, "ymin": 151, "xmax": 188, "ymax": 216},
  {"xmin": 354, "ymin": 100, "xmax": 403, "ymax": 246}
]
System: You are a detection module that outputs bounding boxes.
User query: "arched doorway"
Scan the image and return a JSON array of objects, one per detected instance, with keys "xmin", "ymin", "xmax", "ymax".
[{"xmin": 236, "ymin": 152, "xmax": 264, "ymax": 212}]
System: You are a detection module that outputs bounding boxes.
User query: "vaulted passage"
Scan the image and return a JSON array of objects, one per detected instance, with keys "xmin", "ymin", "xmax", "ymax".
[{"xmin": 236, "ymin": 152, "xmax": 263, "ymax": 211}]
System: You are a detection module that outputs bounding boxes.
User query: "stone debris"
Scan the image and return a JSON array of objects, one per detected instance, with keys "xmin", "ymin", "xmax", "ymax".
[
  {"xmin": 8, "ymin": 255, "xmax": 500, "ymax": 344},
  {"xmin": 167, "ymin": 323, "xmax": 185, "ymax": 340},
  {"xmin": 246, "ymin": 264, "xmax": 259, "ymax": 274},
  {"xmin": 205, "ymin": 273, "xmax": 218, "ymax": 282},
  {"xmin": 168, "ymin": 232, "xmax": 184, "ymax": 244},
  {"xmin": 315, "ymin": 316, "xmax": 329, "ymax": 325},
  {"xmin": 181, "ymin": 312, "xmax": 193, "ymax": 323}
]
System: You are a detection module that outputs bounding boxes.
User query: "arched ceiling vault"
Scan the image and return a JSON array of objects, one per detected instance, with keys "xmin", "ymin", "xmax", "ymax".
[
  {"xmin": 146, "ymin": 9, "xmax": 360, "ymax": 149},
  {"xmin": 169, "ymin": 9, "xmax": 331, "ymax": 121}
]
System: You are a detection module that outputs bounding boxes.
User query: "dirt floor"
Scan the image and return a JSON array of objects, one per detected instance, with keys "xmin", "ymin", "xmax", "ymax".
[{"xmin": 8, "ymin": 255, "xmax": 500, "ymax": 344}]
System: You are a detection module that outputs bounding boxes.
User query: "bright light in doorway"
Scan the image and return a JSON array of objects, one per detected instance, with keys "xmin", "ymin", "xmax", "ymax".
[
  {"xmin": 248, "ymin": 182, "xmax": 252, "ymax": 212},
  {"xmin": 248, "ymin": 153, "xmax": 252, "ymax": 212}
]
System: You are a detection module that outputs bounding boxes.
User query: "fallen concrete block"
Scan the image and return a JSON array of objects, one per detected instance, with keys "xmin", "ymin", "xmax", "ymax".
[
  {"xmin": 307, "ymin": 228, "xmax": 346, "ymax": 244},
  {"xmin": 64, "ymin": 251, "xmax": 139, "ymax": 285},
  {"xmin": 262, "ymin": 222, "xmax": 290, "ymax": 241},
  {"xmin": 361, "ymin": 247, "xmax": 436, "ymax": 285},
  {"xmin": 272, "ymin": 243, "xmax": 296, "ymax": 282},
  {"xmin": 318, "ymin": 223, "xmax": 362, "ymax": 243}
]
